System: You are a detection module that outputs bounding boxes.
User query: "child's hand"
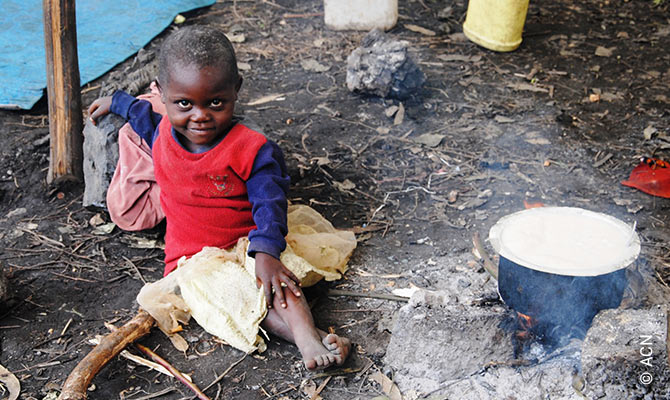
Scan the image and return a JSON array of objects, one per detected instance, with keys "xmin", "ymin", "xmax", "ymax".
[
  {"xmin": 254, "ymin": 252, "xmax": 301, "ymax": 309},
  {"xmin": 87, "ymin": 96, "xmax": 113, "ymax": 126}
]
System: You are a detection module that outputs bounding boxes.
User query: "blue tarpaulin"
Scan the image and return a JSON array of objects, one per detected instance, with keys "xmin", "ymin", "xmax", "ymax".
[{"xmin": 0, "ymin": 0, "xmax": 216, "ymax": 110}]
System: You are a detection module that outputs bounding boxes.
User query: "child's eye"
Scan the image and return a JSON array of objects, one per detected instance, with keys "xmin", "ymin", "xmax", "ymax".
[
  {"xmin": 177, "ymin": 100, "xmax": 191, "ymax": 108},
  {"xmin": 210, "ymin": 99, "xmax": 223, "ymax": 107}
]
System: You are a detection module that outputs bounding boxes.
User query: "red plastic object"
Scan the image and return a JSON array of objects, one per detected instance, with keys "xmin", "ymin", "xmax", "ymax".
[{"xmin": 621, "ymin": 159, "xmax": 670, "ymax": 198}]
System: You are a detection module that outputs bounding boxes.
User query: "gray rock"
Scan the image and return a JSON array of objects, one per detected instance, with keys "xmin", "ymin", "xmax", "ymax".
[
  {"xmin": 581, "ymin": 307, "xmax": 669, "ymax": 399},
  {"xmin": 82, "ymin": 113, "xmax": 126, "ymax": 208},
  {"xmin": 346, "ymin": 29, "xmax": 425, "ymax": 99},
  {"xmin": 384, "ymin": 290, "xmax": 514, "ymax": 394}
]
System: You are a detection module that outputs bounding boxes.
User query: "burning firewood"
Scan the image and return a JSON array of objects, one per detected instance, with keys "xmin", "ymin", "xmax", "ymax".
[{"xmin": 58, "ymin": 310, "xmax": 155, "ymax": 400}]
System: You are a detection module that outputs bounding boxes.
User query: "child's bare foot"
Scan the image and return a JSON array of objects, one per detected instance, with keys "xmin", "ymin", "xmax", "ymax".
[
  {"xmin": 322, "ymin": 333, "xmax": 351, "ymax": 366},
  {"xmin": 298, "ymin": 335, "xmax": 338, "ymax": 370}
]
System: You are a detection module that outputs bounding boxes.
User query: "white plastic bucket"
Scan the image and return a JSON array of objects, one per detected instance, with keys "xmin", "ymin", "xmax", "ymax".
[{"xmin": 324, "ymin": 0, "xmax": 398, "ymax": 31}]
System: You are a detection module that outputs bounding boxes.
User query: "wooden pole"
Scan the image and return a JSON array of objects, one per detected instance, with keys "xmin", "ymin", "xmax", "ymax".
[{"xmin": 43, "ymin": 0, "xmax": 83, "ymax": 184}]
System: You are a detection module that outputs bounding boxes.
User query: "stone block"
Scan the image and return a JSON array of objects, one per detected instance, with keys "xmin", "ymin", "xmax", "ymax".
[
  {"xmin": 82, "ymin": 113, "xmax": 126, "ymax": 208},
  {"xmin": 581, "ymin": 307, "xmax": 669, "ymax": 399},
  {"xmin": 384, "ymin": 289, "xmax": 514, "ymax": 394}
]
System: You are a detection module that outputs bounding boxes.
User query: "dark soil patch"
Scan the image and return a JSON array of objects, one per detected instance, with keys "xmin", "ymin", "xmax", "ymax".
[{"xmin": 1, "ymin": 0, "xmax": 669, "ymax": 399}]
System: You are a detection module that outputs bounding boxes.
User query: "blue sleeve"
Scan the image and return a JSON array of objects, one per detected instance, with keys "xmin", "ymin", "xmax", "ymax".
[
  {"xmin": 247, "ymin": 140, "xmax": 291, "ymax": 260},
  {"xmin": 110, "ymin": 91, "xmax": 162, "ymax": 148}
]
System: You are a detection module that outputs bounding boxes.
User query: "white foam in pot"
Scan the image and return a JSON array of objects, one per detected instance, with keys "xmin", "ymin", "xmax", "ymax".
[{"xmin": 488, "ymin": 207, "xmax": 640, "ymax": 277}]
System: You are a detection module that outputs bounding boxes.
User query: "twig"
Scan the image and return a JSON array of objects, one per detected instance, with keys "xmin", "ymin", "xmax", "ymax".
[
  {"xmin": 136, "ymin": 344, "xmax": 211, "ymax": 400},
  {"xmin": 193, "ymin": 354, "xmax": 247, "ymax": 398},
  {"xmin": 326, "ymin": 289, "xmax": 408, "ymax": 302},
  {"xmin": 133, "ymin": 387, "xmax": 177, "ymax": 400},
  {"xmin": 123, "ymin": 256, "xmax": 147, "ymax": 284},
  {"xmin": 310, "ymin": 366, "xmax": 363, "ymax": 379},
  {"xmin": 61, "ymin": 318, "xmax": 74, "ymax": 336},
  {"xmin": 50, "ymin": 272, "xmax": 98, "ymax": 283},
  {"xmin": 283, "ymin": 12, "xmax": 323, "ymax": 18},
  {"xmin": 309, "ymin": 376, "xmax": 332, "ymax": 400}
]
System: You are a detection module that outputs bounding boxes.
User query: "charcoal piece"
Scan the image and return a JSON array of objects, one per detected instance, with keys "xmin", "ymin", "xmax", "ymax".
[
  {"xmin": 82, "ymin": 113, "xmax": 126, "ymax": 208},
  {"xmin": 346, "ymin": 29, "xmax": 425, "ymax": 99}
]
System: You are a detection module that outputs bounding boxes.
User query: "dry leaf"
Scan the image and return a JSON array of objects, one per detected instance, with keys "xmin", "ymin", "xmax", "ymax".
[
  {"xmin": 237, "ymin": 62, "xmax": 252, "ymax": 71},
  {"xmin": 91, "ymin": 222, "xmax": 116, "ymax": 235},
  {"xmin": 246, "ymin": 93, "xmax": 286, "ymax": 106},
  {"xmin": 643, "ymin": 126, "xmax": 657, "ymax": 140},
  {"xmin": 121, "ymin": 234, "xmax": 165, "ymax": 249},
  {"xmin": 525, "ymin": 137, "xmax": 551, "ymax": 145},
  {"xmin": 494, "ymin": 115, "xmax": 514, "ymax": 123},
  {"xmin": 405, "ymin": 24, "xmax": 436, "ymax": 36},
  {"xmin": 507, "ymin": 82, "xmax": 549, "ymax": 93},
  {"xmin": 333, "ymin": 179, "xmax": 356, "ymax": 192},
  {"xmin": 595, "ymin": 46, "xmax": 615, "ymax": 57},
  {"xmin": 301, "ymin": 379, "xmax": 321, "ymax": 400},
  {"xmin": 600, "ymin": 92, "xmax": 624, "ymax": 102},
  {"xmin": 385, "ymin": 105, "xmax": 399, "ymax": 118},
  {"xmin": 301, "ymin": 59, "xmax": 330, "ymax": 72},
  {"xmin": 393, "ymin": 103, "xmax": 405, "ymax": 126},
  {"xmin": 412, "ymin": 133, "xmax": 445, "ymax": 147},
  {"xmin": 6, "ymin": 207, "xmax": 26, "ymax": 218},
  {"xmin": 370, "ymin": 371, "xmax": 402, "ymax": 400},
  {"xmin": 89, "ymin": 213, "xmax": 105, "ymax": 227},
  {"xmin": 226, "ymin": 33, "xmax": 246, "ymax": 43},
  {"xmin": 311, "ymin": 156, "xmax": 331, "ymax": 166},
  {"xmin": 0, "ymin": 363, "xmax": 20, "ymax": 400}
]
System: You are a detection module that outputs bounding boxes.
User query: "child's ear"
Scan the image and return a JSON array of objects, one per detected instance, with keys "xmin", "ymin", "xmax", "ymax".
[
  {"xmin": 156, "ymin": 79, "xmax": 166, "ymax": 103},
  {"xmin": 235, "ymin": 76, "xmax": 243, "ymax": 93}
]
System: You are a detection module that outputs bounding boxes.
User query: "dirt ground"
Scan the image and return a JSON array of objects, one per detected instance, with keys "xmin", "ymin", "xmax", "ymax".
[{"xmin": 1, "ymin": 0, "xmax": 670, "ymax": 399}]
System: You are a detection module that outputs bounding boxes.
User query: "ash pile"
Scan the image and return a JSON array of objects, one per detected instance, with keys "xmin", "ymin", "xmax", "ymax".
[{"xmin": 382, "ymin": 254, "xmax": 669, "ymax": 400}]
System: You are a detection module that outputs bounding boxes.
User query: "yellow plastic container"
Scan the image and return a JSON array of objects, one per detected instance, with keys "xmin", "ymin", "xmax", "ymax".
[{"xmin": 462, "ymin": 0, "xmax": 530, "ymax": 52}]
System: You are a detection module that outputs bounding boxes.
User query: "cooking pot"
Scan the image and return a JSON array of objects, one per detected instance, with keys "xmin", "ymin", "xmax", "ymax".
[{"xmin": 489, "ymin": 207, "xmax": 640, "ymax": 337}]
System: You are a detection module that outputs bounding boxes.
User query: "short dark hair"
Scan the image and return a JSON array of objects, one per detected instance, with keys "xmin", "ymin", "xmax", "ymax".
[{"xmin": 158, "ymin": 25, "xmax": 239, "ymax": 87}]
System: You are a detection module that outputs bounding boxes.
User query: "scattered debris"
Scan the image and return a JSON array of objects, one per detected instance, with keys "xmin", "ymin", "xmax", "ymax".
[{"xmin": 300, "ymin": 59, "xmax": 330, "ymax": 73}]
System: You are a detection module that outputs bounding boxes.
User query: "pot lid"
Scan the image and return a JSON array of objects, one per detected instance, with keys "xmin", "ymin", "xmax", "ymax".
[{"xmin": 489, "ymin": 207, "xmax": 640, "ymax": 277}]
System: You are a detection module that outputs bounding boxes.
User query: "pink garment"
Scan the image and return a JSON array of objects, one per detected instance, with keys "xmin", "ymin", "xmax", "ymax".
[{"xmin": 106, "ymin": 84, "xmax": 166, "ymax": 231}]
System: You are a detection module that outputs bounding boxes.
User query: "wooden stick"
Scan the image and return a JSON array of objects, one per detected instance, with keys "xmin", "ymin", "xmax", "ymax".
[
  {"xmin": 58, "ymin": 310, "xmax": 155, "ymax": 400},
  {"xmin": 42, "ymin": 0, "xmax": 84, "ymax": 184},
  {"xmin": 326, "ymin": 289, "xmax": 408, "ymax": 302},
  {"xmin": 472, "ymin": 232, "xmax": 499, "ymax": 280},
  {"xmin": 135, "ymin": 344, "xmax": 211, "ymax": 400},
  {"xmin": 191, "ymin": 354, "xmax": 247, "ymax": 398}
]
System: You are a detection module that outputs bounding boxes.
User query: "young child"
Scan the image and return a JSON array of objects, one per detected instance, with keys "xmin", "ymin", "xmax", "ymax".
[{"xmin": 88, "ymin": 25, "xmax": 350, "ymax": 370}]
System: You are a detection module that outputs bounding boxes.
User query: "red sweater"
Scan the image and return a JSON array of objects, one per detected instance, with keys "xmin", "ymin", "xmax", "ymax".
[{"xmin": 153, "ymin": 117, "xmax": 268, "ymax": 274}]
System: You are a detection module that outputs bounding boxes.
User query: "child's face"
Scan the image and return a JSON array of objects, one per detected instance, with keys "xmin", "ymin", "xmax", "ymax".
[{"xmin": 159, "ymin": 63, "xmax": 241, "ymax": 152}]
